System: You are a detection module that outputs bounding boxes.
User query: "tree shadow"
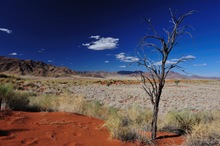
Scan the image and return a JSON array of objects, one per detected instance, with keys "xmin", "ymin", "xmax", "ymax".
[
  {"xmin": 0, "ymin": 129, "xmax": 29, "ymax": 136},
  {"xmin": 156, "ymin": 134, "xmax": 181, "ymax": 140}
]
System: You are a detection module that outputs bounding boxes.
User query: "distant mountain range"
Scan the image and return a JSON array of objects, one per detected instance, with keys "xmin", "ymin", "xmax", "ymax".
[
  {"xmin": 0, "ymin": 56, "xmax": 76, "ymax": 77},
  {"xmin": 0, "ymin": 56, "xmax": 219, "ymax": 79},
  {"xmin": 77, "ymin": 70, "xmax": 220, "ymax": 80}
]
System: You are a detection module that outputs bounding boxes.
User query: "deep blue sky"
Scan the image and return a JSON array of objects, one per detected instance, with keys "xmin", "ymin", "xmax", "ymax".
[{"xmin": 0, "ymin": 0, "xmax": 220, "ymax": 77}]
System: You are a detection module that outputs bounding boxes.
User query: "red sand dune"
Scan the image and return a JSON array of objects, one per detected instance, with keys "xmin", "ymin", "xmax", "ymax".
[{"xmin": 0, "ymin": 111, "xmax": 184, "ymax": 146}]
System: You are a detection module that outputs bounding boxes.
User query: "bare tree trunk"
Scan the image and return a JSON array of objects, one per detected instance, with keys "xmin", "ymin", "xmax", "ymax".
[
  {"xmin": 151, "ymin": 86, "xmax": 163, "ymax": 140},
  {"xmin": 151, "ymin": 102, "xmax": 159, "ymax": 139},
  {"xmin": 0, "ymin": 98, "xmax": 2, "ymax": 111}
]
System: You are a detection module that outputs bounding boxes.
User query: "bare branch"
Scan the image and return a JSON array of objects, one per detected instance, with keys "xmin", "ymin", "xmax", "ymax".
[
  {"xmin": 164, "ymin": 56, "xmax": 195, "ymax": 78},
  {"xmin": 143, "ymin": 17, "xmax": 158, "ymax": 36}
]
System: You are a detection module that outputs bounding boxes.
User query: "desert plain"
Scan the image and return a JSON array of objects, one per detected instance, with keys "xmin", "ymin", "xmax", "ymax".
[{"xmin": 0, "ymin": 74, "xmax": 220, "ymax": 146}]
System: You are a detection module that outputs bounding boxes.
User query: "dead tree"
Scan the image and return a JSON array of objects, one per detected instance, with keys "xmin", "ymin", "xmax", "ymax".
[{"xmin": 137, "ymin": 9, "xmax": 196, "ymax": 140}]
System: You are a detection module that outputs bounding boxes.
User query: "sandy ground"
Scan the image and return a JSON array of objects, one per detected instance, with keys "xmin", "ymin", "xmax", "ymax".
[{"xmin": 0, "ymin": 111, "xmax": 184, "ymax": 146}]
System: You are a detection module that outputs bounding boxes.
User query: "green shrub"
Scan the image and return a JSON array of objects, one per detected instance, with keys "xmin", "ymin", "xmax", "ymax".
[{"xmin": 174, "ymin": 80, "xmax": 180, "ymax": 86}]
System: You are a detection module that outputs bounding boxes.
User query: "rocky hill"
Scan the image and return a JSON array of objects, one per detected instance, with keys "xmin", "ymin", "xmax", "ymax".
[{"xmin": 0, "ymin": 56, "xmax": 76, "ymax": 77}]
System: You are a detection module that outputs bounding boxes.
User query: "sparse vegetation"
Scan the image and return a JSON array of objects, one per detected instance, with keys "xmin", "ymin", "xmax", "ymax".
[{"xmin": 174, "ymin": 80, "xmax": 180, "ymax": 86}]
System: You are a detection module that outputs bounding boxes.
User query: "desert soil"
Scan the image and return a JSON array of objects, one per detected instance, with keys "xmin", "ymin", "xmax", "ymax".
[
  {"xmin": 0, "ymin": 111, "xmax": 184, "ymax": 146},
  {"xmin": 67, "ymin": 80, "xmax": 220, "ymax": 114}
]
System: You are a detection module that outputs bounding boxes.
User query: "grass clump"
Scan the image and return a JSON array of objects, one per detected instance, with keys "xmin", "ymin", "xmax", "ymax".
[
  {"xmin": 163, "ymin": 109, "xmax": 214, "ymax": 134},
  {"xmin": 184, "ymin": 120, "xmax": 220, "ymax": 146},
  {"xmin": 85, "ymin": 100, "xmax": 108, "ymax": 119},
  {"xmin": 103, "ymin": 105, "xmax": 151, "ymax": 144},
  {"xmin": 29, "ymin": 94, "xmax": 57, "ymax": 111},
  {"xmin": 103, "ymin": 112, "xmax": 137, "ymax": 141},
  {"xmin": 29, "ymin": 93, "xmax": 109, "ymax": 119},
  {"xmin": 55, "ymin": 94, "xmax": 87, "ymax": 114},
  {"xmin": 0, "ymin": 84, "xmax": 30, "ymax": 111},
  {"xmin": 7, "ymin": 92, "xmax": 30, "ymax": 111},
  {"xmin": 29, "ymin": 94, "xmax": 87, "ymax": 113},
  {"xmin": 183, "ymin": 110, "xmax": 220, "ymax": 146},
  {"xmin": 127, "ymin": 104, "xmax": 152, "ymax": 127}
]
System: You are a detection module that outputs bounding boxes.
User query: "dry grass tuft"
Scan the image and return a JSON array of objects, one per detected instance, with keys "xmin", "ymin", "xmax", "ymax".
[
  {"xmin": 103, "ymin": 105, "xmax": 151, "ymax": 143},
  {"xmin": 56, "ymin": 94, "xmax": 87, "ymax": 114},
  {"xmin": 162, "ymin": 109, "xmax": 214, "ymax": 134},
  {"xmin": 184, "ymin": 121, "xmax": 220, "ymax": 146}
]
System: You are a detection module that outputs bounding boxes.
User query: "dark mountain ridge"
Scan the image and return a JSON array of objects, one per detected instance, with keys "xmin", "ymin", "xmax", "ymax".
[{"xmin": 0, "ymin": 56, "xmax": 76, "ymax": 77}]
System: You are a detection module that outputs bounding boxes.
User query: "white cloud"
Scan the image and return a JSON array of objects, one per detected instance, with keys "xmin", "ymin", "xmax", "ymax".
[
  {"xmin": 47, "ymin": 60, "xmax": 53, "ymax": 63},
  {"xmin": 9, "ymin": 52, "xmax": 17, "ymax": 56},
  {"xmin": 119, "ymin": 65, "xmax": 126, "ymax": 68},
  {"xmin": 166, "ymin": 60, "xmax": 178, "ymax": 64},
  {"xmin": 182, "ymin": 55, "xmax": 196, "ymax": 60},
  {"xmin": 153, "ymin": 60, "xmax": 177, "ymax": 66},
  {"xmin": 153, "ymin": 55, "xmax": 196, "ymax": 66},
  {"xmin": 0, "ymin": 28, "xmax": 12, "ymax": 34},
  {"xmin": 83, "ymin": 35, "xmax": 119, "ymax": 50},
  {"xmin": 90, "ymin": 35, "xmax": 100, "ymax": 39},
  {"xmin": 116, "ymin": 52, "xmax": 139, "ymax": 63},
  {"xmin": 38, "ymin": 48, "xmax": 45, "ymax": 53},
  {"xmin": 170, "ymin": 58, "xmax": 179, "ymax": 62},
  {"xmin": 105, "ymin": 61, "xmax": 109, "ymax": 63},
  {"xmin": 193, "ymin": 63, "xmax": 207, "ymax": 66}
]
